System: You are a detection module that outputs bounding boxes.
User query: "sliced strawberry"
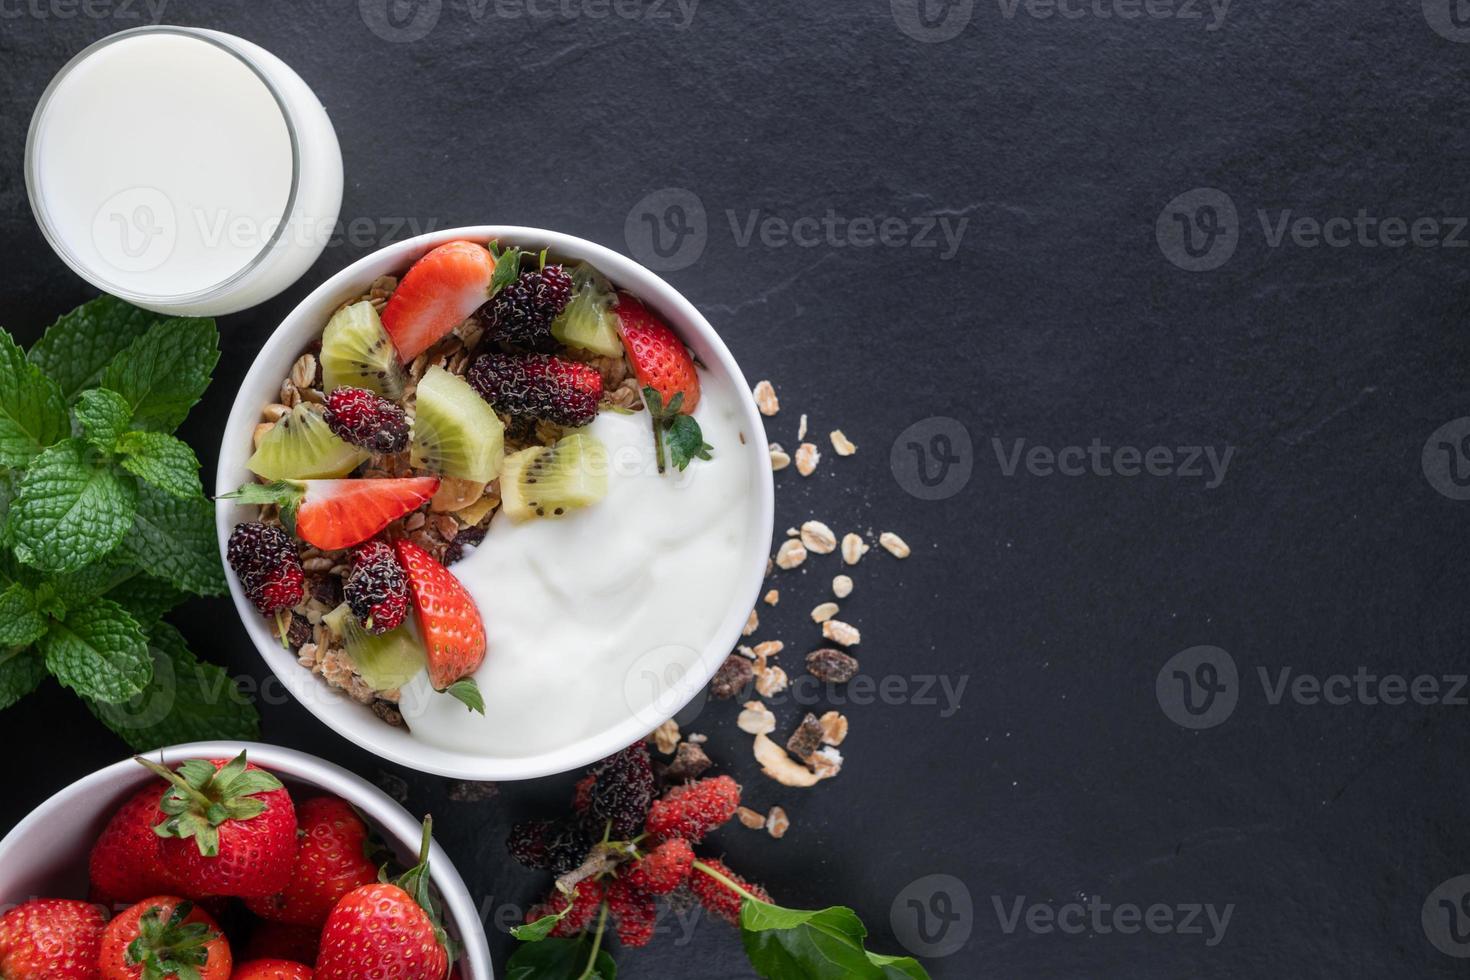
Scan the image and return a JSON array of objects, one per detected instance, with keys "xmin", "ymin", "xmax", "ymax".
[
  {"xmin": 223, "ymin": 477, "xmax": 440, "ymax": 552},
  {"xmin": 381, "ymin": 240, "xmax": 495, "ymax": 362},
  {"xmin": 394, "ymin": 539, "xmax": 486, "ymax": 711},
  {"xmin": 615, "ymin": 294, "xmax": 700, "ymax": 413}
]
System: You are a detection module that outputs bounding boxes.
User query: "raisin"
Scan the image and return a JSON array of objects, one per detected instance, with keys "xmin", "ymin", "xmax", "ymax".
[
  {"xmin": 806, "ymin": 648, "xmax": 859, "ymax": 683},
  {"xmin": 709, "ymin": 654, "xmax": 754, "ymax": 699},
  {"xmin": 785, "ymin": 713, "xmax": 824, "ymax": 758}
]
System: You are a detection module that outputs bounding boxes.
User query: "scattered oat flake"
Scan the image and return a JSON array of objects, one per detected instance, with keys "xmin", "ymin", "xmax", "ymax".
[
  {"xmin": 841, "ymin": 533, "xmax": 868, "ymax": 565},
  {"xmin": 764, "ymin": 589, "xmax": 780, "ymax": 605},
  {"xmin": 819, "ymin": 711, "xmax": 849, "ymax": 745},
  {"xmin": 737, "ymin": 806, "xmax": 767, "ymax": 830},
  {"xmin": 808, "ymin": 746, "xmax": 844, "ymax": 780},
  {"xmin": 769, "ymin": 445, "xmax": 791, "ymax": 471},
  {"xmin": 798, "ymin": 413, "xmax": 808, "ymax": 440},
  {"xmin": 832, "ymin": 575, "xmax": 853, "ymax": 598},
  {"xmin": 753, "ymin": 380, "xmax": 780, "ymax": 416},
  {"xmin": 743, "ymin": 609, "xmax": 759, "ymax": 635},
  {"xmin": 755, "ymin": 664, "xmax": 789, "ymax": 697},
  {"xmin": 738, "ymin": 701, "xmax": 777, "ymax": 735},
  {"xmin": 810, "ymin": 602, "xmax": 839, "ymax": 623},
  {"xmin": 775, "ymin": 539, "xmax": 807, "ymax": 570},
  {"xmin": 651, "ymin": 719, "xmax": 680, "ymax": 754},
  {"xmin": 800, "ymin": 520, "xmax": 837, "ymax": 554},
  {"xmin": 879, "ymin": 532, "xmax": 911, "ymax": 558},
  {"xmin": 795, "ymin": 442, "xmax": 820, "ymax": 476},
  {"xmin": 752, "ymin": 640, "xmax": 785, "ymax": 659},
  {"xmin": 822, "ymin": 620, "xmax": 861, "ymax": 647},
  {"xmin": 830, "ymin": 430, "xmax": 857, "ymax": 456},
  {"xmin": 766, "ymin": 806, "xmax": 791, "ymax": 839},
  {"xmin": 786, "ymin": 527, "xmax": 800, "ymax": 537},
  {"xmin": 753, "ymin": 734, "xmax": 823, "ymax": 787}
]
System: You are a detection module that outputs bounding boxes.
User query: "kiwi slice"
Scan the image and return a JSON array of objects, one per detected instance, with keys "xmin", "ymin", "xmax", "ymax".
[
  {"xmin": 324, "ymin": 604, "xmax": 425, "ymax": 691},
  {"xmin": 501, "ymin": 431, "xmax": 609, "ymax": 522},
  {"xmin": 248, "ymin": 404, "xmax": 368, "ymax": 480},
  {"xmin": 321, "ymin": 301, "xmax": 406, "ymax": 398},
  {"xmin": 550, "ymin": 264, "xmax": 623, "ymax": 357},
  {"xmin": 411, "ymin": 365, "xmax": 505, "ymax": 483}
]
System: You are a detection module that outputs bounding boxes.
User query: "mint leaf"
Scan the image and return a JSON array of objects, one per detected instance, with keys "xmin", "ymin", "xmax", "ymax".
[
  {"xmin": 28, "ymin": 295, "xmax": 165, "ymax": 401},
  {"xmin": 100, "ymin": 317, "xmax": 219, "ymax": 433},
  {"xmin": 0, "ymin": 584, "xmax": 49, "ymax": 647},
  {"xmin": 0, "ymin": 648, "xmax": 47, "ymax": 711},
  {"xmin": 39, "ymin": 598, "xmax": 151, "ymax": 703},
  {"xmin": 740, "ymin": 899, "xmax": 930, "ymax": 980},
  {"xmin": 74, "ymin": 387, "xmax": 134, "ymax": 451},
  {"xmin": 0, "ymin": 328, "xmax": 67, "ymax": 468},
  {"xmin": 505, "ymin": 936, "xmax": 617, "ymax": 979},
  {"xmin": 665, "ymin": 414, "xmax": 713, "ymax": 471},
  {"xmin": 10, "ymin": 439, "xmax": 137, "ymax": 573},
  {"xmin": 87, "ymin": 620, "xmax": 259, "ymax": 751},
  {"xmin": 49, "ymin": 559, "xmax": 133, "ymax": 608},
  {"xmin": 490, "ymin": 244, "xmax": 524, "ymax": 295},
  {"xmin": 120, "ymin": 484, "xmax": 226, "ymax": 596},
  {"xmin": 116, "ymin": 430, "xmax": 203, "ymax": 499},
  {"xmin": 106, "ymin": 574, "xmax": 189, "ymax": 624}
]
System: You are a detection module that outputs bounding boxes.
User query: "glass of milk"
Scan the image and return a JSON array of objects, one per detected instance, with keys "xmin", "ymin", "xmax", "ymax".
[{"xmin": 25, "ymin": 27, "xmax": 344, "ymax": 316}]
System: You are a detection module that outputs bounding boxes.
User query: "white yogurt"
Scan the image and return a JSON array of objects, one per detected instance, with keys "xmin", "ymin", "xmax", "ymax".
[
  {"xmin": 26, "ymin": 27, "xmax": 343, "ymax": 315},
  {"xmin": 398, "ymin": 374, "xmax": 758, "ymax": 757}
]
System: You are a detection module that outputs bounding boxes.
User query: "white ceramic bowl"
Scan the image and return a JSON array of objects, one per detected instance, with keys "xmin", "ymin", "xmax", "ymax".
[
  {"xmin": 0, "ymin": 741, "xmax": 492, "ymax": 978},
  {"xmin": 216, "ymin": 227, "xmax": 775, "ymax": 780}
]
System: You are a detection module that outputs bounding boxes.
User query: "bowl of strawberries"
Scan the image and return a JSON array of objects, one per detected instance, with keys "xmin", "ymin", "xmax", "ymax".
[
  {"xmin": 0, "ymin": 741, "xmax": 492, "ymax": 977},
  {"xmin": 216, "ymin": 227, "xmax": 774, "ymax": 781}
]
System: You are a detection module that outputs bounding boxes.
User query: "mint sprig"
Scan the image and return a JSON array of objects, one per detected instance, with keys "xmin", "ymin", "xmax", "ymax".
[
  {"xmin": 0, "ymin": 298, "xmax": 255, "ymax": 748},
  {"xmin": 641, "ymin": 387, "xmax": 713, "ymax": 474}
]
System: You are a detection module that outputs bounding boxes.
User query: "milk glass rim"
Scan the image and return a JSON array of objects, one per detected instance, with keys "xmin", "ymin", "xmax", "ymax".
[{"xmin": 24, "ymin": 25, "xmax": 303, "ymax": 305}]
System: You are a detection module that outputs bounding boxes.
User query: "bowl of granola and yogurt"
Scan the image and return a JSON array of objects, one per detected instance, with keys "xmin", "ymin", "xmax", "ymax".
[{"xmin": 217, "ymin": 227, "xmax": 774, "ymax": 779}]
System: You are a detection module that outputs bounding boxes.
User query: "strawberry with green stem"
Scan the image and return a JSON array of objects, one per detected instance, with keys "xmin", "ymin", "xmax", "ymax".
[
  {"xmin": 99, "ymin": 896, "xmax": 232, "ymax": 980},
  {"xmin": 615, "ymin": 294, "xmax": 712, "ymax": 473},
  {"xmin": 395, "ymin": 539, "xmax": 486, "ymax": 713},
  {"xmin": 222, "ymin": 477, "xmax": 441, "ymax": 553},
  {"xmin": 135, "ymin": 752, "xmax": 297, "ymax": 900}
]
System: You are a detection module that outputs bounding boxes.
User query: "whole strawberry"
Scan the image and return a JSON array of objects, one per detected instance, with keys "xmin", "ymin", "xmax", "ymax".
[
  {"xmin": 89, "ymin": 780, "xmax": 177, "ymax": 907},
  {"xmin": 644, "ymin": 775, "xmax": 741, "ymax": 844},
  {"xmin": 395, "ymin": 539, "xmax": 486, "ymax": 712},
  {"xmin": 99, "ymin": 896, "xmax": 232, "ymax": 980},
  {"xmin": 138, "ymin": 752, "xmax": 297, "ymax": 899},
  {"xmin": 345, "ymin": 540, "xmax": 410, "ymax": 634},
  {"xmin": 324, "ymin": 386, "xmax": 409, "ymax": 454},
  {"xmin": 474, "ymin": 260, "xmax": 574, "ymax": 348},
  {"xmin": 0, "ymin": 898, "xmax": 106, "ymax": 979},
  {"xmin": 689, "ymin": 859, "xmax": 770, "ymax": 925},
  {"xmin": 624, "ymin": 838, "xmax": 694, "ymax": 895},
  {"xmin": 227, "ymin": 522, "xmax": 305, "ymax": 616},
  {"xmin": 314, "ymin": 818, "xmax": 450, "ymax": 980},
  {"xmin": 467, "ymin": 352, "xmax": 601, "ymax": 427},
  {"xmin": 246, "ymin": 796, "xmax": 379, "ymax": 927}
]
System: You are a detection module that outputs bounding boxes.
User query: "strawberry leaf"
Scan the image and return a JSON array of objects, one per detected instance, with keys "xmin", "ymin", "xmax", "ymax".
[{"xmin": 446, "ymin": 678, "xmax": 485, "ymax": 714}]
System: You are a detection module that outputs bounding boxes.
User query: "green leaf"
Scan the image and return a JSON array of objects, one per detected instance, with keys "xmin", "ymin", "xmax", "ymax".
[
  {"xmin": 0, "ymin": 328, "xmax": 68, "ymax": 469},
  {"xmin": 511, "ymin": 889, "xmax": 581, "ymax": 942},
  {"xmin": 0, "ymin": 583, "xmax": 49, "ymax": 647},
  {"xmin": 87, "ymin": 621, "xmax": 259, "ymax": 752},
  {"xmin": 100, "ymin": 317, "xmax": 219, "ymax": 433},
  {"xmin": 740, "ymin": 899, "xmax": 931, "ymax": 980},
  {"xmin": 505, "ymin": 936, "xmax": 617, "ymax": 980},
  {"xmin": 120, "ymin": 485, "xmax": 226, "ymax": 596},
  {"xmin": 490, "ymin": 245, "xmax": 524, "ymax": 295},
  {"xmin": 0, "ymin": 647, "xmax": 48, "ymax": 711},
  {"xmin": 10, "ymin": 439, "xmax": 137, "ymax": 573},
  {"xmin": 867, "ymin": 952, "xmax": 930, "ymax": 979},
  {"xmin": 49, "ymin": 559, "xmax": 134, "ymax": 608},
  {"xmin": 73, "ymin": 387, "xmax": 134, "ymax": 451},
  {"xmin": 116, "ymin": 430, "xmax": 204, "ymax": 499},
  {"xmin": 28, "ymin": 295, "xmax": 165, "ymax": 401},
  {"xmin": 106, "ymin": 574, "xmax": 189, "ymax": 624},
  {"xmin": 665, "ymin": 414, "xmax": 713, "ymax": 471},
  {"xmin": 39, "ymin": 598, "xmax": 152, "ymax": 703}
]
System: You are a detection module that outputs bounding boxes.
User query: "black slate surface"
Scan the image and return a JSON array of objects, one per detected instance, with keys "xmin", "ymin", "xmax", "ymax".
[{"xmin": 4, "ymin": 1, "xmax": 1470, "ymax": 976}]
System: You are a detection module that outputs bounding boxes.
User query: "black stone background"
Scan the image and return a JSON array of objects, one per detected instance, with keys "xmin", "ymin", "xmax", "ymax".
[{"xmin": 3, "ymin": 1, "xmax": 1470, "ymax": 976}]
